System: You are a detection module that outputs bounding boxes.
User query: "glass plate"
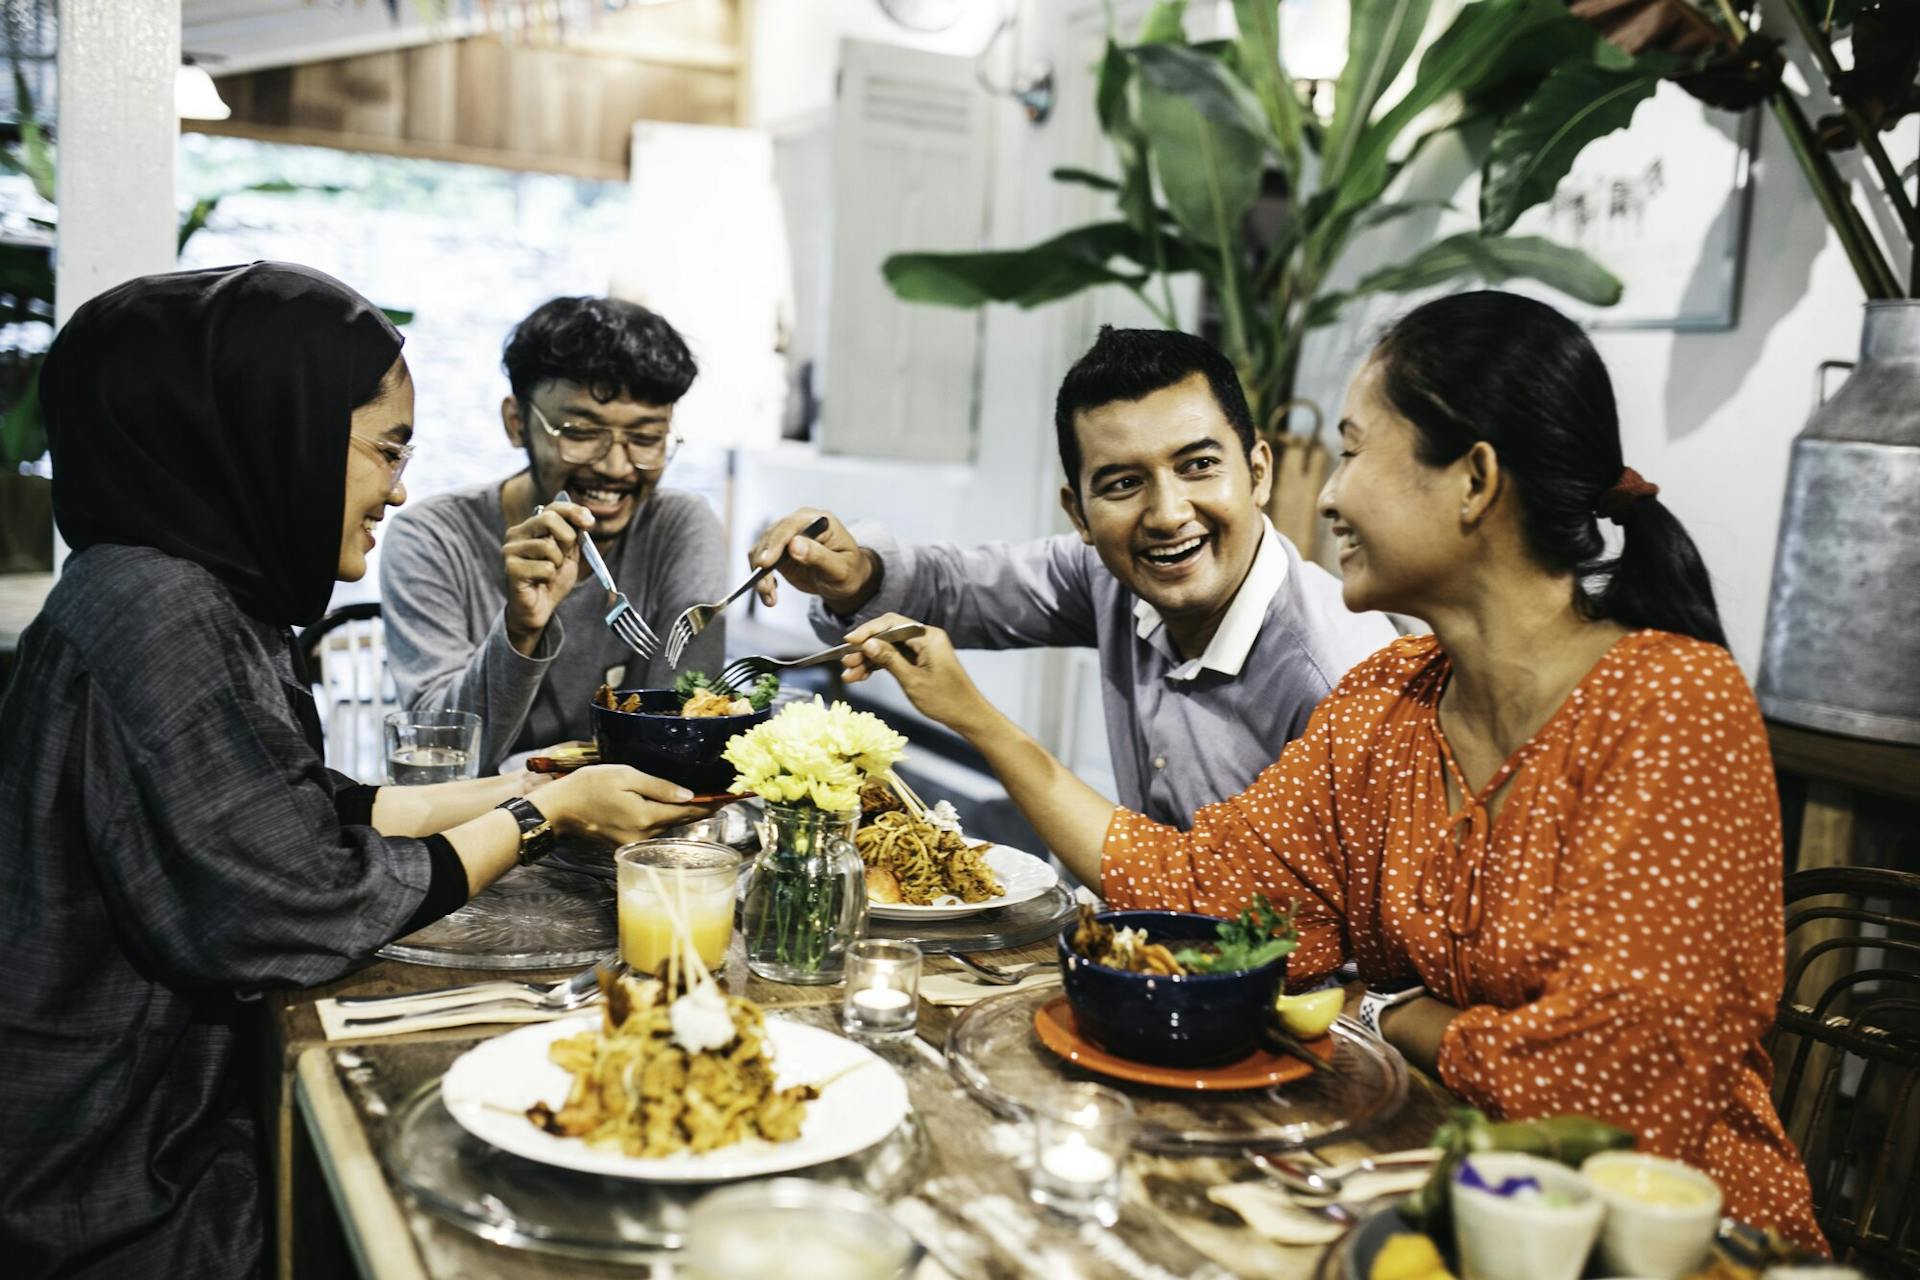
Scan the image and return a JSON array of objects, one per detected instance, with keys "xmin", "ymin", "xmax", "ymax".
[
  {"xmin": 864, "ymin": 880, "xmax": 1076, "ymax": 955},
  {"xmin": 383, "ymin": 1077, "xmax": 929, "ymax": 1263},
  {"xmin": 945, "ymin": 986, "xmax": 1407, "ymax": 1155},
  {"xmin": 377, "ymin": 859, "xmax": 616, "ymax": 971}
]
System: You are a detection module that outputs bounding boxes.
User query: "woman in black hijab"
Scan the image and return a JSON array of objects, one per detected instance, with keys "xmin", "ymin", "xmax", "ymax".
[{"xmin": 0, "ymin": 263, "xmax": 706, "ymax": 1277}]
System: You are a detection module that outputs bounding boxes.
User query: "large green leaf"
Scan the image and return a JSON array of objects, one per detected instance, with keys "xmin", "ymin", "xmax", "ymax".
[
  {"xmin": 1096, "ymin": 39, "xmax": 1160, "ymax": 236},
  {"xmin": 883, "ymin": 223, "xmax": 1156, "ymax": 309},
  {"xmin": 1136, "ymin": 77, "xmax": 1262, "ymax": 356},
  {"xmin": 1137, "ymin": 77, "xmax": 1264, "ymax": 249},
  {"xmin": 1132, "ymin": 43, "xmax": 1284, "ymax": 157},
  {"xmin": 1322, "ymin": 0, "xmax": 1434, "ymax": 189},
  {"xmin": 1309, "ymin": 232, "xmax": 1622, "ymax": 325},
  {"xmin": 1052, "ymin": 166, "xmax": 1121, "ymax": 193},
  {"xmin": 1479, "ymin": 57, "xmax": 1668, "ymax": 233},
  {"xmin": 1231, "ymin": 0, "xmax": 1303, "ymax": 174},
  {"xmin": 1325, "ymin": 0, "xmax": 1594, "ymax": 227}
]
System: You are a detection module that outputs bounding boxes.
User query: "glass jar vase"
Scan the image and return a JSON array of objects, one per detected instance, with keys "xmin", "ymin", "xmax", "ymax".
[{"xmin": 740, "ymin": 802, "xmax": 867, "ymax": 984}]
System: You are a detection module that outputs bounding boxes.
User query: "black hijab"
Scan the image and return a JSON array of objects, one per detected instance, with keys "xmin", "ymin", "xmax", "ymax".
[{"xmin": 41, "ymin": 261, "xmax": 405, "ymax": 627}]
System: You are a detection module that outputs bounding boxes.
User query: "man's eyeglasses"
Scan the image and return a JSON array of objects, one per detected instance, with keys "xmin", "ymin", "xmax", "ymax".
[
  {"xmin": 349, "ymin": 434, "xmax": 413, "ymax": 496},
  {"xmin": 527, "ymin": 401, "xmax": 682, "ymax": 470}
]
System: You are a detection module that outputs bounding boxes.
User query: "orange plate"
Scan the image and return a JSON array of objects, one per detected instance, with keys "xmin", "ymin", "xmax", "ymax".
[{"xmin": 1031, "ymin": 994, "xmax": 1334, "ymax": 1091}]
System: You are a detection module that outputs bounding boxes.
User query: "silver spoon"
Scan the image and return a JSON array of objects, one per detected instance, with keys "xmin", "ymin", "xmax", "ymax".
[
  {"xmin": 951, "ymin": 953, "xmax": 1051, "ymax": 985},
  {"xmin": 1245, "ymin": 1147, "xmax": 1443, "ymax": 1197}
]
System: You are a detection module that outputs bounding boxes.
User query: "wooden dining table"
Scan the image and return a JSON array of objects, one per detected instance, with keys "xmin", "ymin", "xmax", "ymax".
[{"xmin": 269, "ymin": 930, "xmax": 1458, "ymax": 1280}]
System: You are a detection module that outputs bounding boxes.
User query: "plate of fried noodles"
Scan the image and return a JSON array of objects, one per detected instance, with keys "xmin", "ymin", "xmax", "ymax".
[
  {"xmin": 440, "ymin": 975, "xmax": 908, "ymax": 1181},
  {"xmin": 855, "ymin": 812, "xmax": 1059, "ymax": 921}
]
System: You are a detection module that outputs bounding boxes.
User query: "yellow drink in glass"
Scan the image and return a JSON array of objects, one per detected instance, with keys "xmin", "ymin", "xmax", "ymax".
[{"xmin": 614, "ymin": 840, "xmax": 742, "ymax": 976}]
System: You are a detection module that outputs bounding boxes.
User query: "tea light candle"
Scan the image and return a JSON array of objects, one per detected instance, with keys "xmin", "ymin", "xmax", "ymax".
[
  {"xmin": 1038, "ymin": 1134, "xmax": 1116, "ymax": 1188},
  {"xmin": 841, "ymin": 940, "xmax": 921, "ymax": 1038},
  {"xmin": 1027, "ymin": 1083, "xmax": 1133, "ymax": 1225},
  {"xmin": 851, "ymin": 987, "xmax": 913, "ymax": 1016}
]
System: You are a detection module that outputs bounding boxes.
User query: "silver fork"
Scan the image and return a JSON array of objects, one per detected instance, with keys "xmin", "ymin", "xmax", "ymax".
[
  {"xmin": 714, "ymin": 623, "xmax": 926, "ymax": 692},
  {"xmin": 951, "ymin": 953, "xmax": 1051, "ymax": 985},
  {"xmin": 339, "ymin": 955, "xmax": 619, "ymax": 1027},
  {"xmin": 552, "ymin": 490, "xmax": 658, "ymax": 660},
  {"xmin": 663, "ymin": 515, "xmax": 829, "ymax": 668}
]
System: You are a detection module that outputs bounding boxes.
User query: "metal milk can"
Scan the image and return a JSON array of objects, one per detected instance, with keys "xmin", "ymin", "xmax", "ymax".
[{"xmin": 1757, "ymin": 301, "xmax": 1920, "ymax": 744}]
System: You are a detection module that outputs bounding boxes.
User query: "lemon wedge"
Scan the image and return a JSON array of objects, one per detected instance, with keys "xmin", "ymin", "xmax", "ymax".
[{"xmin": 1273, "ymin": 988, "xmax": 1342, "ymax": 1038}]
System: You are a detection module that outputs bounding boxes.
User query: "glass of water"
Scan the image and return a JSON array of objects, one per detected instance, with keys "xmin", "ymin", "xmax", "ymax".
[{"xmin": 382, "ymin": 710, "xmax": 481, "ymax": 784}]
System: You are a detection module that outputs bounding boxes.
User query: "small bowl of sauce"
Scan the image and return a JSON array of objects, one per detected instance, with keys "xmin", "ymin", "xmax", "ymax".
[{"xmin": 1580, "ymin": 1151, "xmax": 1723, "ymax": 1278}]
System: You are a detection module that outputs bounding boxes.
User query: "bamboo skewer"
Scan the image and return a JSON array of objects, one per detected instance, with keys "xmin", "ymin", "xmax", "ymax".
[
  {"xmin": 639, "ymin": 864, "xmax": 713, "ymax": 992},
  {"xmin": 886, "ymin": 770, "xmax": 930, "ymax": 821}
]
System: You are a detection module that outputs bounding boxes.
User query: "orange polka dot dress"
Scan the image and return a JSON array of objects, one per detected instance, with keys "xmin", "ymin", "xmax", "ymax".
[{"xmin": 1102, "ymin": 632, "xmax": 1824, "ymax": 1248}]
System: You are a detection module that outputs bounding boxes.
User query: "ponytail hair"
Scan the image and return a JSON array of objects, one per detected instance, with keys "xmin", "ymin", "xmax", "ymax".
[{"xmin": 1371, "ymin": 291, "xmax": 1727, "ymax": 648}]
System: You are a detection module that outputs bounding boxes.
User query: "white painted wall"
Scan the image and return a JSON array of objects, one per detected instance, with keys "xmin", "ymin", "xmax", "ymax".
[
  {"xmin": 739, "ymin": 3, "xmax": 1132, "ymax": 758},
  {"xmin": 1294, "ymin": 96, "xmax": 1917, "ymax": 678},
  {"xmin": 55, "ymin": 0, "xmax": 178, "ymax": 326}
]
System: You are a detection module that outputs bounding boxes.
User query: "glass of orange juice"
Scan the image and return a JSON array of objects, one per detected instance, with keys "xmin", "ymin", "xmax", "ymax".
[{"xmin": 615, "ymin": 840, "xmax": 742, "ymax": 976}]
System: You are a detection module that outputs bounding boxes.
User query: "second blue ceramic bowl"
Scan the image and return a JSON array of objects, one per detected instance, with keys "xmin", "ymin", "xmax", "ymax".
[
  {"xmin": 1057, "ymin": 910, "xmax": 1286, "ymax": 1066},
  {"xmin": 590, "ymin": 689, "xmax": 770, "ymax": 794}
]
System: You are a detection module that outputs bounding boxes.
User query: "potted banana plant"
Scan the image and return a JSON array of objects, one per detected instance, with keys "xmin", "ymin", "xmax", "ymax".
[{"xmin": 881, "ymin": 0, "xmax": 1710, "ymax": 550}]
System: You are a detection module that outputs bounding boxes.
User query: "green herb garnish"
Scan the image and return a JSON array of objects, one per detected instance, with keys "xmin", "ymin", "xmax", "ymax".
[
  {"xmin": 673, "ymin": 669, "xmax": 717, "ymax": 701},
  {"xmin": 1173, "ymin": 894, "xmax": 1298, "ymax": 974},
  {"xmin": 745, "ymin": 672, "xmax": 780, "ymax": 710},
  {"xmin": 672, "ymin": 668, "xmax": 781, "ymax": 710}
]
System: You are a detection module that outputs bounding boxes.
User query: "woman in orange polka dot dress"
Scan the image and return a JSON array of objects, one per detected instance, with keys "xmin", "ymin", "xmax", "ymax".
[{"xmin": 838, "ymin": 292, "xmax": 1824, "ymax": 1248}]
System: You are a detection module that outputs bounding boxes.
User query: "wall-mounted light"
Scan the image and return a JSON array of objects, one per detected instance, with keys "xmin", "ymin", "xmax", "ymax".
[
  {"xmin": 1279, "ymin": 0, "xmax": 1348, "ymax": 119},
  {"xmin": 975, "ymin": 12, "xmax": 1052, "ymax": 126},
  {"xmin": 176, "ymin": 58, "xmax": 230, "ymax": 121}
]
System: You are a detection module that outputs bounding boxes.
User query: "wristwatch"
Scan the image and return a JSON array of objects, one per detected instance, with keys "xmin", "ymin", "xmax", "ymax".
[
  {"xmin": 1357, "ymin": 979, "xmax": 1426, "ymax": 1038},
  {"xmin": 497, "ymin": 795, "xmax": 555, "ymax": 866}
]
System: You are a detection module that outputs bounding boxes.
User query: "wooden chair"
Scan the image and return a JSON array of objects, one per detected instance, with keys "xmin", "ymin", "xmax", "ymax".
[
  {"xmin": 296, "ymin": 603, "xmax": 396, "ymax": 783},
  {"xmin": 1770, "ymin": 867, "xmax": 1920, "ymax": 1273}
]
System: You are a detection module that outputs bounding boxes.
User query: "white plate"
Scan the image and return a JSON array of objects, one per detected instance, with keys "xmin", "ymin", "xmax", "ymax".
[
  {"xmin": 867, "ymin": 844, "xmax": 1060, "ymax": 921},
  {"xmin": 441, "ymin": 1013, "xmax": 909, "ymax": 1182}
]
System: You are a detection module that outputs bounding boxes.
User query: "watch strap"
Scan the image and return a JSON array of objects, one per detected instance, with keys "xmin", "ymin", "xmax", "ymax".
[
  {"xmin": 497, "ymin": 795, "xmax": 555, "ymax": 865},
  {"xmin": 1357, "ymin": 984, "xmax": 1425, "ymax": 1038}
]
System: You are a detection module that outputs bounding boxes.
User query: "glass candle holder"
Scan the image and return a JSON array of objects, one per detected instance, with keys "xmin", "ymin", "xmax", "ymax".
[
  {"xmin": 1027, "ymin": 1082, "xmax": 1134, "ymax": 1225},
  {"xmin": 840, "ymin": 939, "xmax": 921, "ymax": 1039},
  {"xmin": 683, "ymin": 1179, "xmax": 916, "ymax": 1280},
  {"xmin": 615, "ymin": 840, "xmax": 742, "ymax": 978},
  {"xmin": 382, "ymin": 709, "xmax": 481, "ymax": 784}
]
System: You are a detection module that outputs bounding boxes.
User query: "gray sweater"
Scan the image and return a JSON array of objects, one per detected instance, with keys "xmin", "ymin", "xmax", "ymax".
[{"xmin": 380, "ymin": 480, "xmax": 728, "ymax": 768}]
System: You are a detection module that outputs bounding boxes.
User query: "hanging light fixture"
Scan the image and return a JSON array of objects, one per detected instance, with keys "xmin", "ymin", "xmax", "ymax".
[{"xmin": 175, "ymin": 58, "xmax": 230, "ymax": 122}]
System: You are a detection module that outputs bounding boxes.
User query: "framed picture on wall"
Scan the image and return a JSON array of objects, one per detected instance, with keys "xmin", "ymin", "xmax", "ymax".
[{"xmin": 1511, "ymin": 81, "xmax": 1758, "ymax": 332}]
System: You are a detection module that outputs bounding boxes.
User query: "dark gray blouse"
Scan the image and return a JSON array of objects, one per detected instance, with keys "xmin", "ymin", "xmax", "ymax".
[{"xmin": 0, "ymin": 545, "xmax": 458, "ymax": 1278}]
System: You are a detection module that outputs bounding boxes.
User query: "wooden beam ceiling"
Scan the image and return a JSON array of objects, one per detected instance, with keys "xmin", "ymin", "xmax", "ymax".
[{"xmin": 185, "ymin": 0, "xmax": 748, "ymax": 181}]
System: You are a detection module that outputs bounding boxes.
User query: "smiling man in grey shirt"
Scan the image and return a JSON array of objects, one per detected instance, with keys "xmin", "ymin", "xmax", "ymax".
[
  {"xmin": 751, "ymin": 327, "xmax": 1395, "ymax": 828},
  {"xmin": 381, "ymin": 298, "xmax": 726, "ymax": 768}
]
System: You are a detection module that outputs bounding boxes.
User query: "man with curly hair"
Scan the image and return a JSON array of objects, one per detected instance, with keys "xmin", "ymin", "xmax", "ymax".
[{"xmin": 381, "ymin": 297, "xmax": 727, "ymax": 767}]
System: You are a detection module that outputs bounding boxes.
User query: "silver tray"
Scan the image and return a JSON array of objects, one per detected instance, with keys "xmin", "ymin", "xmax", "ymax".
[
  {"xmin": 382, "ymin": 1060, "xmax": 928, "ymax": 1263},
  {"xmin": 551, "ymin": 846, "xmax": 1080, "ymax": 957},
  {"xmin": 945, "ymin": 988, "xmax": 1408, "ymax": 1156},
  {"xmin": 377, "ymin": 858, "xmax": 616, "ymax": 971}
]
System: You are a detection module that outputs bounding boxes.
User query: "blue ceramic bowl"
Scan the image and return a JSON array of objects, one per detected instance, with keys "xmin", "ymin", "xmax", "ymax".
[
  {"xmin": 590, "ymin": 689, "xmax": 771, "ymax": 794},
  {"xmin": 1057, "ymin": 910, "xmax": 1286, "ymax": 1066}
]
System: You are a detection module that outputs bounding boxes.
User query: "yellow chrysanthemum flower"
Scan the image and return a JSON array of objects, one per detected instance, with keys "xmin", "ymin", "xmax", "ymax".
[{"xmin": 722, "ymin": 697, "xmax": 906, "ymax": 812}]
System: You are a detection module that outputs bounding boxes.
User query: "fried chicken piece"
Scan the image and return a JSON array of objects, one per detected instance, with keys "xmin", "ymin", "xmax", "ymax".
[
  {"xmin": 860, "ymin": 777, "xmax": 904, "ymax": 818},
  {"xmin": 866, "ymin": 865, "xmax": 904, "ymax": 904}
]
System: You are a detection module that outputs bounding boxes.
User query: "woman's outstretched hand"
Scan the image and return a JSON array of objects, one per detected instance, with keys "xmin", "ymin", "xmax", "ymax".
[
  {"xmin": 537, "ymin": 764, "xmax": 714, "ymax": 845},
  {"xmin": 840, "ymin": 614, "xmax": 991, "ymax": 733}
]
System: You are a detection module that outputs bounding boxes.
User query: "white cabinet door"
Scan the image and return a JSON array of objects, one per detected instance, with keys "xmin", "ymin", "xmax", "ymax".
[{"xmin": 822, "ymin": 38, "xmax": 992, "ymax": 462}]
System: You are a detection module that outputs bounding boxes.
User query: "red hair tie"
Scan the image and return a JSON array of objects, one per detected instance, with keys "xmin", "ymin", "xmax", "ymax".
[{"xmin": 1595, "ymin": 467, "xmax": 1659, "ymax": 523}]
